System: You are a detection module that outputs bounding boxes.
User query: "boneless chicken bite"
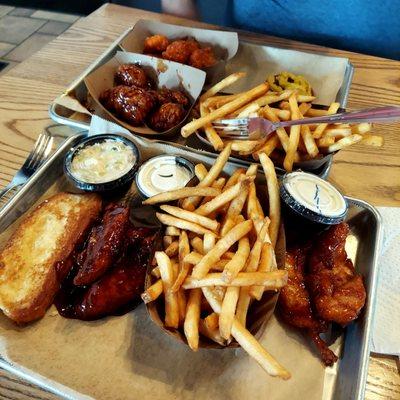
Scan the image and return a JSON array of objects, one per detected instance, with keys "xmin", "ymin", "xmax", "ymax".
[
  {"xmin": 148, "ymin": 102, "xmax": 186, "ymax": 132},
  {"xmin": 156, "ymin": 88, "xmax": 190, "ymax": 108},
  {"xmin": 162, "ymin": 40, "xmax": 196, "ymax": 64},
  {"xmin": 189, "ymin": 47, "xmax": 217, "ymax": 69},
  {"xmin": 100, "ymin": 85, "xmax": 156, "ymax": 126},
  {"xmin": 114, "ymin": 64, "xmax": 149, "ymax": 89},
  {"xmin": 143, "ymin": 34, "xmax": 169, "ymax": 53}
]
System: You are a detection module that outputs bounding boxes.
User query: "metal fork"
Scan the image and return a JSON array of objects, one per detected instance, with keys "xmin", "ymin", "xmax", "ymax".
[
  {"xmin": 0, "ymin": 131, "xmax": 53, "ymax": 200},
  {"xmin": 212, "ymin": 105, "xmax": 400, "ymax": 140}
]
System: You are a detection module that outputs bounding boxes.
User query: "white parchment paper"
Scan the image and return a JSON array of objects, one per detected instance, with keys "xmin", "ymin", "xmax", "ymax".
[{"xmin": 226, "ymin": 42, "xmax": 349, "ymax": 105}]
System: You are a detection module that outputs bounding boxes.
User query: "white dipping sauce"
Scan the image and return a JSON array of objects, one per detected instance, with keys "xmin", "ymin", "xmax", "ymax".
[
  {"xmin": 283, "ymin": 172, "xmax": 346, "ymax": 217},
  {"xmin": 137, "ymin": 156, "xmax": 194, "ymax": 197},
  {"xmin": 71, "ymin": 139, "xmax": 136, "ymax": 183}
]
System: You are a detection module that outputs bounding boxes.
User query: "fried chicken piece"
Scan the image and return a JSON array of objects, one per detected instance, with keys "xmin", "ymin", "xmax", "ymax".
[
  {"xmin": 162, "ymin": 39, "xmax": 198, "ymax": 64},
  {"xmin": 114, "ymin": 64, "xmax": 149, "ymax": 89},
  {"xmin": 279, "ymin": 246, "xmax": 338, "ymax": 366},
  {"xmin": 156, "ymin": 87, "xmax": 190, "ymax": 108},
  {"xmin": 148, "ymin": 102, "xmax": 186, "ymax": 132},
  {"xmin": 144, "ymin": 34, "xmax": 169, "ymax": 53},
  {"xmin": 55, "ymin": 227, "xmax": 157, "ymax": 321},
  {"xmin": 100, "ymin": 85, "xmax": 156, "ymax": 126},
  {"xmin": 73, "ymin": 204, "xmax": 130, "ymax": 286},
  {"xmin": 189, "ymin": 47, "xmax": 217, "ymax": 69},
  {"xmin": 307, "ymin": 223, "xmax": 366, "ymax": 326}
]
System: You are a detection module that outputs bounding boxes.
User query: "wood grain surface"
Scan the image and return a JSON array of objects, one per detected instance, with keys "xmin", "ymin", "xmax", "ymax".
[{"xmin": 0, "ymin": 3, "xmax": 399, "ymax": 399}]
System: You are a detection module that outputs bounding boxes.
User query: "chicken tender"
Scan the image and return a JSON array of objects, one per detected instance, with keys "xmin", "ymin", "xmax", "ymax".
[
  {"xmin": 279, "ymin": 246, "xmax": 338, "ymax": 366},
  {"xmin": 144, "ymin": 34, "xmax": 169, "ymax": 53},
  {"xmin": 307, "ymin": 223, "xmax": 366, "ymax": 326},
  {"xmin": 189, "ymin": 47, "xmax": 217, "ymax": 69},
  {"xmin": 148, "ymin": 102, "xmax": 185, "ymax": 132},
  {"xmin": 114, "ymin": 64, "xmax": 149, "ymax": 89}
]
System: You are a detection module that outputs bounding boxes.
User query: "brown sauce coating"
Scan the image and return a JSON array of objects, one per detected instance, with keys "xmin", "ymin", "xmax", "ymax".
[
  {"xmin": 100, "ymin": 85, "xmax": 157, "ymax": 126},
  {"xmin": 148, "ymin": 102, "xmax": 186, "ymax": 132},
  {"xmin": 73, "ymin": 204, "xmax": 130, "ymax": 286},
  {"xmin": 114, "ymin": 64, "xmax": 150, "ymax": 89},
  {"xmin": 55, "ymin": 216, "xmax": 157, "ymax": 321},
  {"xmin": 99, "ymin": 63, "xmax": 190, "ymax": 131},
  {"xmin": 156, "ymin": 87, "xmax": 190, "ymax": 108}
]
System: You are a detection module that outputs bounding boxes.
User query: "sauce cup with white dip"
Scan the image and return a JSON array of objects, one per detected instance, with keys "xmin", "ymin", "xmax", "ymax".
[
  {"xmin": 280, "ymin": 171, "xmax": 348, "ymax": 238},
  {"xmin": 136, "ymin": 155, "xmax": 195, "ymax": 198},
  {"xmin": 64, "ymin": 134, "xmax": 140, "ymax": 192}
]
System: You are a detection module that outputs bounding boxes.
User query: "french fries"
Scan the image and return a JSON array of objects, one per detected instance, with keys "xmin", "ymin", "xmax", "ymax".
[
  {"xmin": 181, "ymin": 73, "xmax": 381, "ymax": 172},
  {"xmin": 182, "ymin": 144, "xmax": 232, "ymax": 211},
  {"xmin": 219, "ymin": 286, "xmax": 240, "ymax": 340},
  {"xmin": 184, "ymin": 288, "xmax": 202, "ymax": 351},
  {"xmin": 141, "ymin": 279, "xmax": 163, "ymax": 304},
  {"xmin": 144, "ymin": 187, "xmax": 220, "ymax": 205},
  {"xmin": 183, "ymin": 271, "xmax": 287, "ymax": 289},
  {"xmin": 171, "ymin": 231, "xmax": 191, "ymax": 292},
  {"xmin": 156, "ymin": 213, "xmax": 216, "ymax": 237},
  {"xmin": 155, "ymin": 252, "xmax": 179, "ymax": 329},
  {"xmin": 200, "ymin": 72, "xmax": 246, "ymax": 102},
  {"xmin": 181, "ymin": 83, "xmax": 269, "ymax": 137},
  {"xmin": 222, "ymin": 237, "xmax": 250, "ymax": 283},
  {"xmin": 142, "ymin": 154, "xmax": 291, "ymax": 379},
  {"xmin": 160, "ymin": 205, "xmax": 219, "ymax": 232},
  {"xmin": 191, "ymin": 220, "xmax": 253, "ymax": 279},
  {"xmin": 259, "ymin": 153, "xmax": 280, "ymax": 247}
]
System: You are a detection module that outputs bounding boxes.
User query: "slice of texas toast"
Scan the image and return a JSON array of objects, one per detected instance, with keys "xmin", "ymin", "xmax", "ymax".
[{"xmin": 0, "ymin": 192, "xmax": 102, "ymax": 323}]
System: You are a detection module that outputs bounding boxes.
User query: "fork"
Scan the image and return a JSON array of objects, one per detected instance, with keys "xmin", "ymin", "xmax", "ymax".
[
  {"xmin": 212, "ymin": 105, "xmax": 400, "ymax": 140},
  {"xmin": 0, "ymin": 131, "xmax": 53, "ymax": 200}
]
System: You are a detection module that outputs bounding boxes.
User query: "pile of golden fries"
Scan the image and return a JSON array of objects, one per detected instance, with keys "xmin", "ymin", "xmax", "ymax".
[
  {"xmin": 141, "ymin": 146, "xmax": 291, "ymax": 379},
  {"xmin": 181, "ymin": 72, "xmax": 384, "ymax": 172}
]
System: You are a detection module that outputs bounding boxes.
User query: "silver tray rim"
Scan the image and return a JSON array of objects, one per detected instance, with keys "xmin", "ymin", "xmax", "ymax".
[{"xmin": 0, "ymin": 133, "xmax": 382, "ymax": 400}]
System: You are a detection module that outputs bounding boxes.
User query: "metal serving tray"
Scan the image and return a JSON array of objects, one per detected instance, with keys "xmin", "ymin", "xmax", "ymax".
[
  {"xmin": 49, "ymin": 27, "xmax": 354, "ymax": 178},
  {"xmin": 0, "ymin": 133, "xmax": 381, "ymax": 400}
]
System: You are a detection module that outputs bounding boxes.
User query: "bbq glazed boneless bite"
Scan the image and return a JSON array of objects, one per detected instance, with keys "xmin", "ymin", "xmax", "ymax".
[
  {"xmin": 148, "ymin": 102, "xmax": 186, "ymax": 132},
  {"xmin": 100, "ymin": 85, "xmax": 157, "ymax": 126},
  {"xmin": 114, "ymin": 64, "xmax": 150, "ymax": 89},
  {"xmin": 156, "ymin": 87, "xmax": 190, "ymax": 108},
  {"xmin": 99, "ymin": 63, "xmax": 190, "ymax": 131}
]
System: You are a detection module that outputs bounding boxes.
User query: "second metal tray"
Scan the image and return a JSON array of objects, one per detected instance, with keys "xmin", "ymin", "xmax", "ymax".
[{"xmin": 49, "ymin": 27, "xmax": 353, "ymax": 179}]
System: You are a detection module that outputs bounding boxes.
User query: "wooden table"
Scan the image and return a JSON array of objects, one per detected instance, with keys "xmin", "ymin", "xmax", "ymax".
[{"xmin": 0, "ymin": 4, "xmax": 399, "ymax": 399}]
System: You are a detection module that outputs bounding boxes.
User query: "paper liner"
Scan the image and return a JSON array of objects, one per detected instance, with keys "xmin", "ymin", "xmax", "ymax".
[
  {"xmin": 84, "ymin": 51, "xmax": 206, "ymax": 136},
  {"xmin": 53, "ymin": 93, "xmax": 92, "ymax": 116},
  {"xmin": 225, "ymin": 43, "xmax": 349, "ymax": 106},
  {"xmin": 119, "ymin": 19, "xmax": 239, "ymax": 84},
  {"xmin": 145, "ymin": 223, "xmax": 286, "ymax": 349}
]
